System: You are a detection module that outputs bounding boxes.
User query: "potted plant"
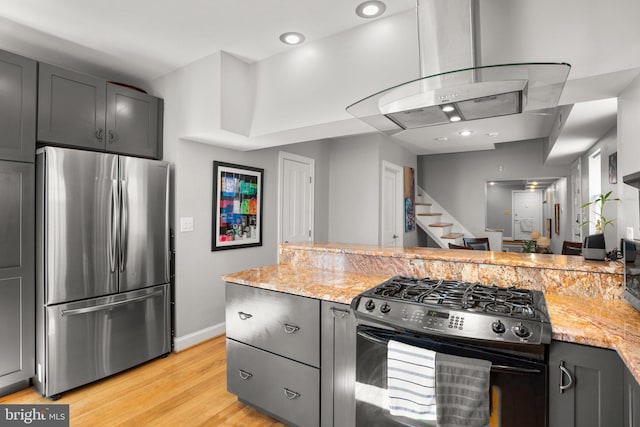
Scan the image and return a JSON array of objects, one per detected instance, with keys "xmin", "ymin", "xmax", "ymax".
[{"xmin": 579, "ymin": 190, "xmax": 619, "ymax": 260}]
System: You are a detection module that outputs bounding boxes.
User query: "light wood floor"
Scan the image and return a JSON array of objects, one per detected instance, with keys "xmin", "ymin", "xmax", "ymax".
[{"xmin": 0, "ymin": 335, "xmax": 285, "ymax": 426}]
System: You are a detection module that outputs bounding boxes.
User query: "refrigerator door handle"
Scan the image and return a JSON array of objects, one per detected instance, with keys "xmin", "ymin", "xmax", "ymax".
[
  {"xmin": 119, "ymin": 179, "xmax": 128, "ymax": 272},
  {"xmin": 109, "ymin": 179, "xmax": 118, "ymax": 272},
  {"xmin": 61, "ymin": 290, "xmax": 163, "ymax": 316}
]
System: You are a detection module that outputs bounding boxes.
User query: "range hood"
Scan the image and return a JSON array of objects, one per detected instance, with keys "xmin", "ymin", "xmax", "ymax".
[{"xmin": 346, "ymin": 0, "xmax": 571, "ymax": 135}]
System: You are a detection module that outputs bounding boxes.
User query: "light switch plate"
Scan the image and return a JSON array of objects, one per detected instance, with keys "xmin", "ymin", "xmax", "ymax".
[{"xmin": 180, "ymin": 217, "xmax": 194, "ymax": 232}]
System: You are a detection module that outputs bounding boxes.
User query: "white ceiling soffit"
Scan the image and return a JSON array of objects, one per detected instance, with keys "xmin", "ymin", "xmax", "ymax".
[
  {"xmin": 390, "ymin": 109, "xmax": 558, "ymax": 155},
  {"xmin": 0, "ymin": 0, "xmax": 415, "ymax": 82},
  {"xmin": 544, "ymin": 98, "xmax": 618, "ymax": 166}
]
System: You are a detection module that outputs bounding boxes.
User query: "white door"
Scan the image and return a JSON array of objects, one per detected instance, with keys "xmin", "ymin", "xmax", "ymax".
[
  {"xmin": 512, "ymin": 190, "xmax": 543, "ymax": 240},
  {"xmin": 381, "ymin": 161, "xmax": 404, "ymax": 247},
  {"xmin": 278, "ymin": 152, "xmax": 314, "ymax": 244}
]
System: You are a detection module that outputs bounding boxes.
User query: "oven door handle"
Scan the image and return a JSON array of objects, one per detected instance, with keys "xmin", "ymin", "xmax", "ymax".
[
  {"xmin": 357, "ymin": 330, "xmax": 388, "ymax": 345},
  {"xmin": 492, "ymin": 365, "xmax": 542, "ymax": 374},
  {"xmin": 358, "ymin": 331, "xmax": 543, "ymax": 374}
]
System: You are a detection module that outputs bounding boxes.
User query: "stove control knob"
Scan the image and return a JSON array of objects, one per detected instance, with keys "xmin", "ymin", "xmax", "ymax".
[
  {"xmin": 514, "ymin": 322, "xmax": 531, "ymax": 338},
  {"xmin": 380, "ymin": 303, "xmax": 392, "ymax": 314},
  {"xmin": 364, "ymin": 300, "xmax": 376, "ymax": 311},
  {"xmin": 491, "ymin": 320, "xmax": 506, "ymax": 334}
]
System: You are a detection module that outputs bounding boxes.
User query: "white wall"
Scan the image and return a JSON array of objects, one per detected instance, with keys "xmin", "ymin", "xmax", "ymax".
[
  {"xmin": 417, "ymin": 139, "xmax": 571, "ymax": 239},
  {"xmin": 618, "ymin": 74, "xmax": 640, "ymax": 241},
  {"xmin": 479, "ymin": 0, "xmax": 640, "ymax": 81},
  {"xmin": 578, "ymin": 126, "xmax": 619, "ymax": 250},
  {"xmin": 250, "ymin": 10, "xmax": 418, "ymax": 138}
]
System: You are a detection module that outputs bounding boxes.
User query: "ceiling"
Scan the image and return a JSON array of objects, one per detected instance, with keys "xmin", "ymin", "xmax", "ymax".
[
  {"xmin": 0, "ymin": 0, "xmax": 414, "ymax": 83},
  {"xmin": 0, "ymin": 0, "xmax": 636, "ymax": 163}
]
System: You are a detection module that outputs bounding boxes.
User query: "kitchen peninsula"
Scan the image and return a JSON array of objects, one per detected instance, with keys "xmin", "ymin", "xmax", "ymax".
[{"xmin": 223, "ymin": 243, "xmax": 640, "ymax": 426}]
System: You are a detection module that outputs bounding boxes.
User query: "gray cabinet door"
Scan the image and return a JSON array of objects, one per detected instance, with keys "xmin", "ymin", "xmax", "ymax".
[
  {"xmin": 0, "ymin": 50, "xmax": 36, "ymax": 162},
  {"xmin": 625, "ymin": 366, "xmax": 640, "ymax": 427},
  {"xmin": 549, "ymin": 340, "xmax": 623, "ymax": 427},
  {"xmin": 37, "ymin": 63, "xmax": 106, "ymax": 150},
  {"xmin": 0, "ymin": 161, "xmax": 34, "ymax": 389},
  {"xmin": 320, "ymin": 301, "xmax": 356, "ymax": 427},
  {"xmin": 106, "ymin": 83, "xmax": 159, "ymax": 159},
  {"xmin": 226, "ymin": 283, "xmax": 320, "ymax": 367}
]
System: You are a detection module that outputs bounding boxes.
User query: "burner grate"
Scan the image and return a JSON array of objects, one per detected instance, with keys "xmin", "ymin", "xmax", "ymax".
[{"xmin": 368, "ymin": 276, "xmax": 540, "ymax": 320}]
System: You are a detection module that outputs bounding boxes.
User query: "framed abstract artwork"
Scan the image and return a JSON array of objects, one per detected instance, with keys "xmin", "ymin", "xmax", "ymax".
[{"xmin": 212, "ymin": 161, "xmax": 263, "ymax": 251}]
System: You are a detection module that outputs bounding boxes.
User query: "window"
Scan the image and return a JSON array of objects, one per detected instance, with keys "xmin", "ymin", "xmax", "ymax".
[{"xmin": 587, "ymin": 150, "xmax": 601, "ymax": 235}]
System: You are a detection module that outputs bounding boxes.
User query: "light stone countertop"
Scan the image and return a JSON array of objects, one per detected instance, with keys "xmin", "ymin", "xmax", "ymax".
[{"xmin": 222, "ymin": 263, "xmax": 640, "ymax": 384}]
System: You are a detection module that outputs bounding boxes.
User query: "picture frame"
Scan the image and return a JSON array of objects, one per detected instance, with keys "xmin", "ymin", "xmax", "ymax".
[
  {"xmin": 211, "ymin": 161, "xmax": 263, "ymax": 251},
  {"xmin": 554, "ymin": 203, "xmax": 560, "ymax": 235},
  {"xmin": 609, "ymin": 152, "xmax": 618, "ymax": 184}
]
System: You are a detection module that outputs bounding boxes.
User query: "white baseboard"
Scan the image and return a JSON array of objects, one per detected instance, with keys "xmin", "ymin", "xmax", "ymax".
[{"xmin": 173, "ymin": 321, "xmax": 226, "ymax": 352}]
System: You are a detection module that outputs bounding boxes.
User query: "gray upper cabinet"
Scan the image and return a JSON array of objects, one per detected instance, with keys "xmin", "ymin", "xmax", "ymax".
[
  {"xmin": 0, "ymin": 50, "xmax": 36, "ymax": 162},
  {"xmin": 38, "ymin": 63, "xmax": 106, "ymax": 151},
  {"xmin": 37, "ymin": 63, "xmax": 162, "ymax": 159},
  {"xmin": 549, "ymin": 340, "xmax": 624, "ymax": 427},
  {"xmin": 0, "ymin": 161, "xmax": 35, "ymax": 392},
  {"xmin": 106, "ymin": 83, "xmax": 159, "ymax": 158}
]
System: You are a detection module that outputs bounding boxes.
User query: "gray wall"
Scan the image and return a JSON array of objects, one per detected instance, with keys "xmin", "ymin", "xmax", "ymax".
[
  {"xmin": 327, "ymin": 133, "xmax": 418, "ymax": 247},
  {"xmin": 487, "ymin": 183, "xmax": 522, "ymax": 238},
  {"xmin": 327, "ymin": 135, "xmax": 379, "ymax": 245},
  {"xmin": 173, "ymin": 138, "xmax": 331, "ymax": 348},
  {"xmin": 417, "ymin": 139, "xmax": 572, "ymax": 239}
]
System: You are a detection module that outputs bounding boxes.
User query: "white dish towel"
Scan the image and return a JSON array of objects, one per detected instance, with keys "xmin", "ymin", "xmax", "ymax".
[{"xmin": 387, "ymin": 340, "xmax": 437, "ymax": 420}]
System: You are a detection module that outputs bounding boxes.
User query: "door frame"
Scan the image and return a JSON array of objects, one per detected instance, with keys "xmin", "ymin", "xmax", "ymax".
[
  {"xmin": 380, "ymin": 160, "xmax": 404, "ymax": 247},
  {"xmin": 277, "ymin": 151, "xmax": 315, "ymax": 245}
]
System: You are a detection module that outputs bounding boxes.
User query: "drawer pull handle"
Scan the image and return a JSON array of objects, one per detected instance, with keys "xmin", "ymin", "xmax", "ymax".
[
  {"xmin": 238, "ymin": 370, "xmax": 253, "ymax": 380},
  {"xmin": 329, "ymin": 307, "xmax": 350, "ymax": 319},
  {"xmin": 283, "ymin": 388, "xmax": 300, "ymax": 400},
  {"xmin": 283, "ymin": 324, "xmax": 300, "ymax": 334},
  {"xmin": 238, "ymin": 312, "xmax": 253, "ymax": 320},
  {"xmin": 559, "ymin": 361, "xmax": 573, "ymax": 394}
]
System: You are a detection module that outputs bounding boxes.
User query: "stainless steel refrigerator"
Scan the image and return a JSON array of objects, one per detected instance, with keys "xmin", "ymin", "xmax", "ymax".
[{"xmin": 35, "ymin": 146, "xmax": 171, "ymax": 398}]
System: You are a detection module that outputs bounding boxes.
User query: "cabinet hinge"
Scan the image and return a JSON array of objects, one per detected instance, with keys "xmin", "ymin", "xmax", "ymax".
[
  {"xmin": 308, "ymin": 230, "xmax": 311, "ymax": 237},
  {"xmin": 309, "ymin": 176, "xmax": 312, "ymax": 184}
]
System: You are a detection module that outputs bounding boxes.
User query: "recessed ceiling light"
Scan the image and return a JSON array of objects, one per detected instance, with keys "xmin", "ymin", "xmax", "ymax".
[
  {"xmin": 489, "ymin": 181, "xmax": 495, "ymax": 186},
  {"xmin": 487, "ymin": 132, "xmax": 499, "ymax": 137},
  {"xmin": 449, "ymin": 115, "xmax": 461, "ymax": 122},
  {"xmin": 458, "ymin": 130, "xmax": 473, "ymax": 136},
  {"xmin": 441, "ymin": 105, "xmax": 455, "ymax": 112},
  {"xmin": 434, "ymin": 137, "xmax": 448, "ymax": 141},
  {"xmin": 279, "ymin": 32, "xmax": 305, "ymax": 45},
  {"xmin": 356, "ymin": 1, "xmax": 387, "ymax": 18}
]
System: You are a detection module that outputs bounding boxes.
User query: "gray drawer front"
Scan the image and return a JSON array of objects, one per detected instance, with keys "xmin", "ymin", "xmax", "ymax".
[
  {"xmin": 226, "ymin": 282, "xmax": 320, "ymax": 367},
  {"xmin": 227, "ymin": 339, "xmax": 319, "ymax": 427}
]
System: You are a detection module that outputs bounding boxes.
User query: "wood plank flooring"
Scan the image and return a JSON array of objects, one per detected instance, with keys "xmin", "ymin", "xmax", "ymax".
[{"xmin": 0, "ymin": 335, "xmax": 285, "ymax": 426}]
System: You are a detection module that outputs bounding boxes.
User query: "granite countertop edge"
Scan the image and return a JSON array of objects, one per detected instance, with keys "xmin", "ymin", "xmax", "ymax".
[{"xmin": 279, "ymin": 243, "xmax": 623, "ymax": 275}]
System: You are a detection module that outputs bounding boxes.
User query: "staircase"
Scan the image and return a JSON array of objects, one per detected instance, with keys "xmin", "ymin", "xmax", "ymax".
[{"xmin": 415, "ymin": 185, "xmax": 474, "ymax": 248}]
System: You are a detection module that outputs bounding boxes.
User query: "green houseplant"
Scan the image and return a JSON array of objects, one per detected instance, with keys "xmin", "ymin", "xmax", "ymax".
[{"xmin": 579, "ymin": 190, "xmax": 620, "ymax": 234}]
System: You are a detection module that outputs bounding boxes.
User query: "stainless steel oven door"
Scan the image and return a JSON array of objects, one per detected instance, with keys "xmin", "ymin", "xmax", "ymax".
[{"xmin": 355, "ymin": 325, "xmax": 547, "ymax": 427}]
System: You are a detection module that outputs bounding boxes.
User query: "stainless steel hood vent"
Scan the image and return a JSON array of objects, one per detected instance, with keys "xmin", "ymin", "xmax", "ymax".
[{"xmin": 346, "ymin": 0, "xmax": 571, "ymax": 134}]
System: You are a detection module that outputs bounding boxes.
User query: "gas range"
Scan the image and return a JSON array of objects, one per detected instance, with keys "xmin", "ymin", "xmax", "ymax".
[{"xmin": 351, "ymin": 275, "xmax": 552, "ymax": 346}]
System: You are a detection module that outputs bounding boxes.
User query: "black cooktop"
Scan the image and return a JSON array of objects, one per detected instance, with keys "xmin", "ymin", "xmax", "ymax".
[{"xmin": 366, "ymin": 276, "xmax": 545, "ymax": 321}]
